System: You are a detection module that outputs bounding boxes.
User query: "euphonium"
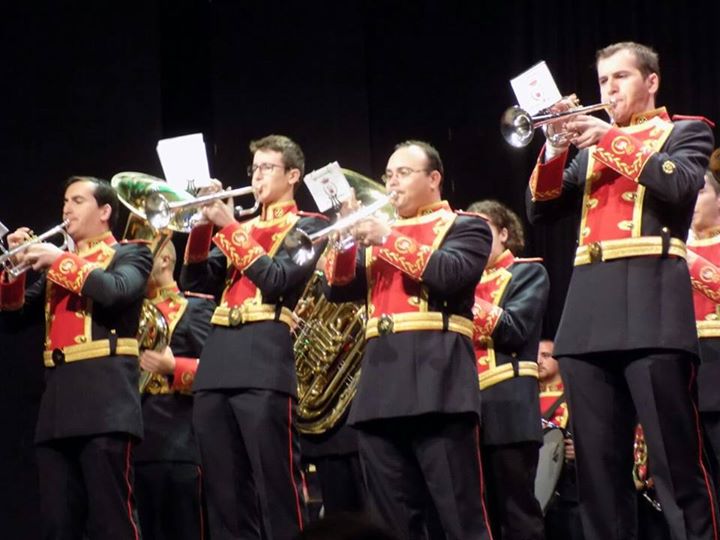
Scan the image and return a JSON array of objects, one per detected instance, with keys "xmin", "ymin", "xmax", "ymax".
[
  {"xmin": 137, "ymin": 299, "xmax": 171, "ymax": 393},
  {"xmin": 293, "ymin": 271, "xmax": 366, "ymax": 434},
  {"xmin": 292, "ymin": 169, "xmax": 386, "ymax": 434}
]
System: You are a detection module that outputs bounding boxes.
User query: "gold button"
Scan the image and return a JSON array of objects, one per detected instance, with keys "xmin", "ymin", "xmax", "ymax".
[
  {"xmin": 78, "ymin": 336, "xmax": 87, "ymax": 343},
  {"xmin": 662, "ymin": 160, "xmax": 676, "ymax": 174}
]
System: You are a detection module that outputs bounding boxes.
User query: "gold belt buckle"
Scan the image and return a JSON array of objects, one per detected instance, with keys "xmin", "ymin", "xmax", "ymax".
[
  {"xmin": 228, "ymin": 306, "xmax": 245, "ymax": 327},
  {"xmin": 588, "ymin": 242, "xmax": 603, "ymax": 263},
  {"xmin": 377, "ymin": 314, "xmax": 394, "ymax": 335}
]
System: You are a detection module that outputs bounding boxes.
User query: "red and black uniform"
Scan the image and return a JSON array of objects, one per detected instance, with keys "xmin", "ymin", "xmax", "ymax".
[
  {"xmin": 473, "ymin": 249, "xmax": 548, "ymax": 540},
  {"xmin": 539, "ymin": 382, "xmax": 583, "ymax": 540},
  {"xmin": 323, "ymin": 201, "xmax": 494, "ymax": 540},
  {"xmin": 688, "ymin": 230, "xmax": 720, "ymax": 492},
  {"xmin": 180, "ymin": 201, "xmax": 327, "ymax": 540},
  {"xmin": 0, "ymin": 232, "xmax": 152, "ymax": 540},
  {"xmin": 526, "ymin": 108, "xmax": 718, "ymax": 540},
  {"xmin": 134, "ymin": 283, "xmax": 215, "ymax": 540}
]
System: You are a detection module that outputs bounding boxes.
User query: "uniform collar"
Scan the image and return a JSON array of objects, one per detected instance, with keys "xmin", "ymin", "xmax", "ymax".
[
  {"xmin": 486, "ymin": 249, "xmax": 515, "ymax": 273},
  {"xmin": 148, "ymin": 281, "xmax": 181, "ymax": 302},
  {"xmin": 540, "ymin": 380, "xmax": 564, "ymax": 393},
  {"xmin": 261, "ymin": 200, "xmax": 297, "ymax": 221},
  {"xmin": 627, "ymin": 106, "xmax": 670, "ymax": 126},
  {"xmin": 416, "ymin": 200, "xmax": 451, "ymax": 217},
  {"xmin": 76, "ymin": 231, "xmax": 116, "ymax": 256},
  {"xmin": 694, "ymin": 226, "xmax": 720, "ymax": 241}
]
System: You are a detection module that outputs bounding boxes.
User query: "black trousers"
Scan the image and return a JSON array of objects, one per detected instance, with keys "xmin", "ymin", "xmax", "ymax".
[
  {"xmin": 193, "ymin": 389, "xmax": 306, "ymax": 540},
  {"xmin": 356, "ymin": 413, "xmax": 493, "ymax": 540},
  {"xmin": 135, "ymin": 462, "xmax": 205, "ymax": 540},
  {"xmin": 560, "ymin": 350, "xmax": 719, "ymax": 540},
  {"xmin": 35, "ymin": 434, "xmax": 141, "ymax": 540},
  {"xmin": 703, "ymin": 411, "xmax": 720, "ymax": 500},
  {"xmin": 482, "ymin": 441, "xmax": 544, "ymax": 540},
  {"xmin": 314, "ymin": 453, "xmax": 365, "ymax": 515}
]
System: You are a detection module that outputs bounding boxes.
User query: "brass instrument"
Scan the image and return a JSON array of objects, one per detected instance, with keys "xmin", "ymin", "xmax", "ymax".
[
  {"xmin": 293, "ymin": 169, "xmax": 386, "ymax": 434},
  {"xmin": 0, "ymin": 220, "xmax": 70, "ymax": 278},
  {"xmin": 285, "ymin": 190, "xmax": 396, "ymax": 266},
  {"xmin": 137, "ymin": 300, "xmax": 171, "ymax": 392},
  {"xmin": 500, "ymin": 101, "xmax": 613, "ymax": 148},
  {"xmin": 112, "ymin": 172, "xmax": 175, "ymax": 392},
  {"xmin": 111, "ymin": 172, "xmax": 258, "ymax": 233}
]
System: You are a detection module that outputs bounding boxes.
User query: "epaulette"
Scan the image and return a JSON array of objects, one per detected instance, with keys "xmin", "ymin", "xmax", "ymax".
[
  {"xmin": 184, "ymin": 291, "xmax": 215, "ymax": 301},
  {"xmin": 297, "ymin": 210, "xmax": 330, "ymax": 222},
  {"xmin": 121, "ymin": 238, "xmax": 152, "ymax": 245},
  {"xmin": 514, "ymin": 257, "xmax": 543, "ymax": 263},
  {"xmin": 671, "ymin": 115, "xmax": 715, "ymax": 128},
  {"xmin": 455, "ymin": 210, "xmax": 489, "ymax": 221}
]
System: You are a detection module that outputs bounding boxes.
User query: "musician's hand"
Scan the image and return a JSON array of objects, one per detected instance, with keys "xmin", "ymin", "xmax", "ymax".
[
  {"xmin": 353, "ymin": 217, "xmax": 391, "ymax": 247},
  {"xmin": 339, "ymin": 189, "xmax": 361, "ymax": 218},
  {"xmin": 197, "ymin": 178, "xmax": 223, "ymax": 197},
  {"xmin": 139, "ymin": 346, "xmax": 176, "ymax": 375},
  {"xmin": 24, "ymin": 243, "xmax": 63, "ymax": 271},
  {"xmin": 565, "ymin": 115, "xmax": 612, "ymax": 149},
  {"xmin": 7, "ymin": 227, "xmax": 33, "ymax": 250},
  {"xmin": 544, "ymin": 95, "xmax": 577, "ymax": 152},
  {"xmin": 564, "ymin": 437, "xmax": 576, "ymax": 462},
  {"xmin": 202, "ymin": 199, "xmax": 236, "ymax": 229}
]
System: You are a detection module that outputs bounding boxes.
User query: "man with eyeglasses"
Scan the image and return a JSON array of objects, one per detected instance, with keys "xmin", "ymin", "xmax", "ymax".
[
  {"xmin": 323, "ymin": 140, "xmax": 494, "ymax": 539},
  {"xmin": 180, "ymin": 134, "xmax": 328, "ymax": 540}
]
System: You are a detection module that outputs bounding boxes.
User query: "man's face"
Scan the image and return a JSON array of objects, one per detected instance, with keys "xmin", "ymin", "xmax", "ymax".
[
  {"xmin": 62, "ymin": 181, "xmax": 110, "ymax": 242},
  {"xmin": 692, "ymin": 174, "xmax": 720, "ymax": 233},
  {"xmin": 250, "ymin": 149, "xmax": 298, "ymax": 206},
  {"xmin": 597, "ymin": 49, "xmax": 658, "ymax": 126},
  {"xmin": 384, "ymin": 145, "xmax": 441, "ymax": 218},
  {"xmin": 537, "ymin": 340, "xmax": 559, "ymax": 382}
]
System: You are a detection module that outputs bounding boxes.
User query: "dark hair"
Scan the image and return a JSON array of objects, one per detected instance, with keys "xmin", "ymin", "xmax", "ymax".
[
  {"xmin": 706, "ymin": 169, "xmax": 720, "ymax": 196},
  {"xmin": 466, "ymin": 199, "xmax": 525, "ymax": 255},
  {"xmin": 250, "ymin": 134, "xmax": 305, "ymax": 178},
  {"xmin": 596, "ymin": 41, "xmax": 660, "ymax": 79},
  {"xmin": 393, "ymin": 140, "xmax": 444, "ymax": 179},
  {"xmin": 64, "ymin": 176, "xmax": 119, "ymax": 228}
]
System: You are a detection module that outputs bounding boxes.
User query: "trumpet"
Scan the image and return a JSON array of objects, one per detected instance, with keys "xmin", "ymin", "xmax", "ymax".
[
  {"xmin": 284, "ymin": 192, "xmax": 397, "ymax": 266},
  {"xmin": 145, "ymin": 185, "xmax": 259, "ymax": 231},
  {"xmin": 0, "ymin": 220, "xmax": 71, "ymax": 278},
  {"xmin": 500, "ymin": 101, "xmax": 613, "ymax": 148}
]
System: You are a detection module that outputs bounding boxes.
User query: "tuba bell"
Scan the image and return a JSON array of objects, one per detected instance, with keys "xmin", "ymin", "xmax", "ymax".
[{"xmin": 293, "ymin": 169, "xmax": 389, "ymax": 434}]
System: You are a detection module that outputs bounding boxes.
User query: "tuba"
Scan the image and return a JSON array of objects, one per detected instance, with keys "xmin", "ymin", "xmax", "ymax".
[
  {"xmin": 293, "ymin": 170, "xmax": 391, "ymax": 434},
  {"xmin": 113, "ymin": 172, "xmax": 177, "ymax": 392}
]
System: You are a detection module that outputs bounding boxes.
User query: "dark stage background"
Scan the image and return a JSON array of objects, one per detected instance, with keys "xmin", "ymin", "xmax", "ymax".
[{"xmin": 1, "ymin": 1, "xmax": 719, "ymax": 535}]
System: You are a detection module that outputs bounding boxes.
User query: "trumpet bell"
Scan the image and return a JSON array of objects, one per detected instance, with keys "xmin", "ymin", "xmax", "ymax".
[
  {"xmin": 111, "ymin": 172, "xmax": 197, "ymax": 232},
  {"xmin": 500, "ymin": 106, "xmax": 534, "ymax": 148}
]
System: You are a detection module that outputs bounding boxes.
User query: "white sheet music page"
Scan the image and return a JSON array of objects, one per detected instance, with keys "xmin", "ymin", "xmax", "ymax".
[
  {"xmin": 156, "ymin": 133, "xmax": 212, "ymax": 192},
  {"xmin": 304, "ymin": 162, "xmax": 352, "ymax": 212},
  {"xmin": 510, "ymin": 61, "xmax": 562, "ymax": 115}
]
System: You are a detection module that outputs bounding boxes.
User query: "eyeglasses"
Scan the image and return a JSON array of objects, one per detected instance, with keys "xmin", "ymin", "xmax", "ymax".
[
  {"xmin": 247, "ymin": 163, "xmax": 286, "ymax": 177},
  {"xmin": 381, "ymin": 167, "xmax": 429, "ymax": 184}
]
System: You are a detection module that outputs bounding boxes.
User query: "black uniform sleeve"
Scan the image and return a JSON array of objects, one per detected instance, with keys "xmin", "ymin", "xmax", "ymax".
[
  {"xmin": 637, "ymin": 120, "xmax": 714, "ymax": 204},
  {"xmin": 420, "ymin": 215, "xmax": 492, "ymax": 295},
  {"xmin": 243, "ymin": 215, "xmax": 328, "ymax": 301},
  {"xmin": 185, "ymin": 296, "xmax": 215, "ymax": 356},
  {"xmin": 491, "ymin": 263, "xmax": 550, "ymax": 351},
  {"xmin": 180, "ymin": 247, "xmax": 228, "ymax": 301},
  {"xmin": 81, "ymin": 243, "xmax": 153, "ymax": 307}
]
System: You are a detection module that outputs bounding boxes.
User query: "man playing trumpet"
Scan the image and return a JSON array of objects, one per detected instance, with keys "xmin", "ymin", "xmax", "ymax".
[
  {"xmin": 180, "ymin": 134, "xmax": 327, "ymax": 540},
  {"xmin": 1, "ymin": 176, "xmax": 153, "ymax": 539},
  {"xmin": 323, "ymin": 140, "xmax": 494, "ymax": 539},
  {"xmin": 526, "ymin": 41, "xmax": 717, "ymax": 539}
]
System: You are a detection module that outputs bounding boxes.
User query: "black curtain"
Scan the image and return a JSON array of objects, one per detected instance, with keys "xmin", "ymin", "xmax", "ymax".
[{"xmin": 1, "ymin": 1, "xmax": 719, "ymax": 535}]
